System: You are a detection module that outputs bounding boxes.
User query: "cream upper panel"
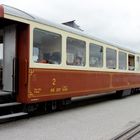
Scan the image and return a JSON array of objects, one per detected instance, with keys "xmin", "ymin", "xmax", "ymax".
[
  {"xmin": 30, "ymin": 23, "xmax": 90, "ymax": 69},
  {"xmin": 29, "ymin": 24, "xmax": 140, "ymax": 73},
  {"xmin": 4, "ymin": 13, "xmax": 140, "ymax": 73},
  {"xmin": 4, "ymin": 14, "xmax": 33, "ymax": 24}
]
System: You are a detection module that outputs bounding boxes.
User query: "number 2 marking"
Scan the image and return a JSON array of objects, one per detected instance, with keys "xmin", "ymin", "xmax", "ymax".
[{"xmin": 52, "ymin": 78, "xmax": 56, "ymax": 86}]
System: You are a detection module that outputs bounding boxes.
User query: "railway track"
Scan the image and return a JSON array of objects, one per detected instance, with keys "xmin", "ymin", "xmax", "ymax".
[{"xmin": 111, "ymin": 123, "xmax": 140, "ymax": 140}]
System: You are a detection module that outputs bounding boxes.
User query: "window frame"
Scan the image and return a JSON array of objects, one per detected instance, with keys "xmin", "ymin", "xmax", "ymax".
[
  {"xmin": 66, "ymin": 37, "xmax": 86, "ymax": 67},
  {"xmin": 89, "ymin": 43, "xmax": 103, "ymax": 68},
  {"xmin": 128, "ymin": 53, "xmax": 135, "ymax": 71},
  {"xmin": 33, "ymin": 28, "xmax": 62, "ymax": 65},
  {"xmin": 136, "ymin": 55, "xmax": 140, "ymax": 71},
  {"xmin": 118, "ymin": 51, "xmax": 127, "ymax": 70},
  {"xmin": 30, "ymin": 26, "xmax": 140, "ymax": 73},
  {"xmin": 106, "ymin": 47, "xmax": 117, "ymax": 69}
]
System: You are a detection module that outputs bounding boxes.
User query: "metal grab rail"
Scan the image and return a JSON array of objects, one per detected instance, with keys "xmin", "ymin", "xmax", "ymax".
[{"xmin": 0, "ymin": 67, "xmax": 2, "ymax": 89}]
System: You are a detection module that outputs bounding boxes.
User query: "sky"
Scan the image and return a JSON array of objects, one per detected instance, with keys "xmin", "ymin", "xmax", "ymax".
[{"xmin": 0, "ymin": 0, "xmax": 140, "ymax": 52}]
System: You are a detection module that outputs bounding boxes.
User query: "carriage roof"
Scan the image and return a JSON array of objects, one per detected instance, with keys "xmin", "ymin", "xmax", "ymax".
[{"xmin": 1, "ymin": 4, "xmax": 138, "ymax": 55}]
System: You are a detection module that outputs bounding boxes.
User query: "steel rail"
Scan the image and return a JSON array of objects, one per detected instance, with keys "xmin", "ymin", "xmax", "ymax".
[{"xmin": 111, "ymin": 123, "xmax": 140, "ymax": 140}]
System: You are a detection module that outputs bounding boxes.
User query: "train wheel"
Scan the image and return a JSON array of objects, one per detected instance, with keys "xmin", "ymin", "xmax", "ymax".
[
  {"xmin": 25, "ymin": 104, "xmax": 39, "ymax": 114},
  {"xmin": 57, "ymin": 98, "xmax": 72, "ymax": 110},
  {"xmin": 131, "ymin": 88, "xmax": 136, "ymax": 94},
  {"xmin": 134, "ymin": 88, "xmax": 140, "ymax": 94},
  {"xmin": 45, "ymin": 98, "xmax": 72, "ymax": 112},
  {"xmin": 44, "ymin": 101, "xmax": 57, "ymax": 112},
  {"xmin": 115, "ymin": 89, "xmax": 131, "ymax": 98}
]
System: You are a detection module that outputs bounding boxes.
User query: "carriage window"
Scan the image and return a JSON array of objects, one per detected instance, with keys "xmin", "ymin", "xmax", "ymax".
[
  {"xmin": 66, "ymin": 37, "xmax": 86, "ymax": 66},
  {"xmin": 106, "ymin": 48, "xmax": 117, "ymax": 69},
  {"xmin": 119, "ymin": 51, "xmax": 127, "ymax": 70},
  {"xmin": 0, "ymin": 43, "xmax": 3, "ymax": 89},
  {"xmin": 33, "ymin": 28, "xmax": 62, "ymax": 64},
  {"xmin": 0, "ymin": 44, "xmax": 3, "ymax": 65},
  {"xmin": 89, "ymin": 43, "xmax": 103, "ymax": 67},
  {"xmin": 136, "ymin": 56, "xmax": 140, "ymax": 71},
  {"xmin": 128, "ymin": 54, "xmax": 135, "ymax": 71}
]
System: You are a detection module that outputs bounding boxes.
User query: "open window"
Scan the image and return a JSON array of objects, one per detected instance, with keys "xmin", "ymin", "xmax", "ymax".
[
  {"xmin": 136, "ymin": 56, "xmax": 140, "ymax": 71},
  {"xmin": 128, "ymin": 54, "xmax": 135, "ymax": 71},
  {"xmin": 66, "ymin": 37, "xmax": 86, "ymax": 66},
  {"xmin": 89, "ymin": 43, "xmax": 103, "ymax": 68},
  {"xmin": 106, "ymin": 48, "xmax": 117, "ymax": 69},
  {"xmin": 33, "ymin": 28, "xmax": 62, "ymax": 64},
  {"xmin": 119, "ymin": 51, "xmax": 127, "ymax": 70}
]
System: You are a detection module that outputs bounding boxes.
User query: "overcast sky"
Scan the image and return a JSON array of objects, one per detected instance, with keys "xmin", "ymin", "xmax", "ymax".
[{"xmin": 1, "ymin": 0, "xmax": 140, "ymax": 52}]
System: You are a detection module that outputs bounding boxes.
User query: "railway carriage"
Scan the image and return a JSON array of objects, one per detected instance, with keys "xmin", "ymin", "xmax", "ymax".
[{"xmin": 0, "ymin": 4, "xmax": 140, "ymax": 118}]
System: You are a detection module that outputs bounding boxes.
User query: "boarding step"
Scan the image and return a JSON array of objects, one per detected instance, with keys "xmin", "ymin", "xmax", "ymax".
[
  {"xmin": 0, "ymin": 102, "xmax": 21, "ymax": 108},
  {"xmin": 0, "ymin": 91, "xmax": 15, "ymax": 104},
  {"xmin": 0, "ymin": 91, "xmax": 12, "ymax": 96},
  {"xmin": 0, "ymin": 112, "xmax": 28, "ymax": 120}
]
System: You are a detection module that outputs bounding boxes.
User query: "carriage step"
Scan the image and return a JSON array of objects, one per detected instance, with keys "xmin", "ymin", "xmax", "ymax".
[
  {"xmin": 0, "ymin": 91, "xmax": 12, "ymax": 96},
  {"xmin": 0, "ymin": 112, "xmax": 28, "ymax": 120},
  {"xmin": 0, "ymin": 102, "xmax": 21, "ymax": 108}
]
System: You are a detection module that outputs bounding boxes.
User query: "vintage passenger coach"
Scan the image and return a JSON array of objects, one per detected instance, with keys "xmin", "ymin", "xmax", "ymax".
[{"xmin": 0, "ymin": 4, "xmax": 140, "ymax": 119}]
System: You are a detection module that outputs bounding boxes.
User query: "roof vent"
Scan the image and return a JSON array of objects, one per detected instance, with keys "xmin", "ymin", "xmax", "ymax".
[{"xmin": 62, "ymin": 20, "xmax": 83, "ymax": 31}]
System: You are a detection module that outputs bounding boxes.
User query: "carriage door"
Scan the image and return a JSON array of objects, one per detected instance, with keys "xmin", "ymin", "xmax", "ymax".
[{"xmin": 3, "ymin": 25, "xmax": 16, "ymax": 92}]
